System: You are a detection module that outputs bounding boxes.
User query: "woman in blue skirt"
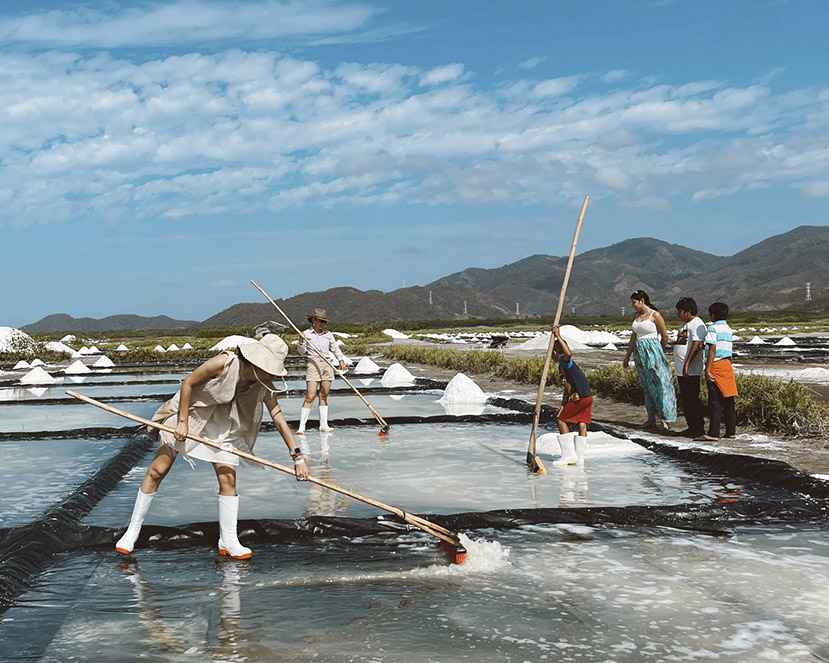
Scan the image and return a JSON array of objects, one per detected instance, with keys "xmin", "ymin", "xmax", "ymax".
[{"xmin": 623, "ymin": 290, "xmax": 677, "ymax": 431}]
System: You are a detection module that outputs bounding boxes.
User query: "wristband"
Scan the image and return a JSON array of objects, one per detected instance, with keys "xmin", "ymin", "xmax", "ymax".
[{"xmin": 293, "ymin": 458, "xmax": 305, "ymax": 465}]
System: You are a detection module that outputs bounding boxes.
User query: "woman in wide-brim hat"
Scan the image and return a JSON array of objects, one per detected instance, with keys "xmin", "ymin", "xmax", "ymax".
[
  {"xmin": 296, "ymin": 307, "xmax": 348, "ymax": 435},
  {"xmin": 114, "ymin": 333, "xmax": 308, "ymax": 561}
]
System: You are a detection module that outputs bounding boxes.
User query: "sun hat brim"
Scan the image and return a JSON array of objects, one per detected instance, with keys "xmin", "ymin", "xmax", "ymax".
[{"xmin": 239, "ymin": 337, "xmax": 288, "ymax": 376}]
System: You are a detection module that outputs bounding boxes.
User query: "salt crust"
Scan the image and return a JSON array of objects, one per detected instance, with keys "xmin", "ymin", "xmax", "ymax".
[
  {"xmin": 354, "ymin": 356, "xmax": 380, "ymax": 374},
  {"xmin": 439, "ymin": 373, "xmax": 488, "ymax": 404},
  {"xmin": 20, "ymin": 366, "xmax": 56, "ymax": 385}
]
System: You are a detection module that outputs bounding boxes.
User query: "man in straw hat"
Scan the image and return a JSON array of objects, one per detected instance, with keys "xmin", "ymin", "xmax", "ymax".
[
  {"xmin": 296, "ymin": 307, "xmax": 348, "ymax": 435},
  {"xmin": 115, "ymin": 332, "xmax": 308, "ymax": 560}
]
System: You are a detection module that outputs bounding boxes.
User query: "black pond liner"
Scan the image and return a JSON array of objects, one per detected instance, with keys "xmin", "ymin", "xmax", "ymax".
[{"xmin": 2, "ymin": 389, "xmax": 829, "ymax": 623}]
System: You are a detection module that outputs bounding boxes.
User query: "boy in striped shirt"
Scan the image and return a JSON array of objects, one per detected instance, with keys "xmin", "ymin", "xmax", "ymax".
[{"xmin": 698, "ymin": 302, "xmax": 738, "ymax": 441}]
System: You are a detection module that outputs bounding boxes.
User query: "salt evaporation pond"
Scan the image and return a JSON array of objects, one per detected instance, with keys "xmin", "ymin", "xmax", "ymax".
[{"xmin": 2, "ymin": 361, "xmax": 829, "ymax": 662}]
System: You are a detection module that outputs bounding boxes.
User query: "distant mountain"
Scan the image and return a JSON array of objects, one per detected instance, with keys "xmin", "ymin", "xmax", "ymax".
[
  {"xmin": 23, "ymin": 313, "xmax": 199, "ymax": 333},
  {"xmin": 21, "ymin": 226, "xmax": 828, "ymax": 330}
]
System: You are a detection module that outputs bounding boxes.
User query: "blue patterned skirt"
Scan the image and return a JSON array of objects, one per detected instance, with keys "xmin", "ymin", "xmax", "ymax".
[{"xmin": 633, "ymin": 338, "xmax": 677, "ymax": 422}]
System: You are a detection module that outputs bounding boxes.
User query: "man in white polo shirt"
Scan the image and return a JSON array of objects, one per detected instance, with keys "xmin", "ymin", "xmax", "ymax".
[{"xmin": 675, "ymin": 297, "xmax": 707, "ymax": 438}]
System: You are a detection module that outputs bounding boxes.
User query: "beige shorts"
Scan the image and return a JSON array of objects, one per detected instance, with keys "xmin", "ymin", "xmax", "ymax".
[{"xmin": 306, "ymin": 356, "xmax": 335, "ymax": 382}]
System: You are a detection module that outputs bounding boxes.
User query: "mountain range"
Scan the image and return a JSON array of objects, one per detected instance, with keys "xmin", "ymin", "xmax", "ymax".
[{"xmin": 22, "ymin": 225, "xmax": 828, "ymax": 332}]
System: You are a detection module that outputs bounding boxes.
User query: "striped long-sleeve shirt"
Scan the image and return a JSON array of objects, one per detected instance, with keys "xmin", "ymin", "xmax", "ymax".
[{"xmin": 297, "ymin": 329, "xmax": 346, "ymax": 363}]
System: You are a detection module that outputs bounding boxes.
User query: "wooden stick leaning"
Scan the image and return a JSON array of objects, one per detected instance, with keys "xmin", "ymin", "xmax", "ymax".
[
  {"xmin": 526, "ymin": 196, "xmax": 590, "ymax": 474},
  {"xmin": 250, "ymin": 279, "xmax": 390, "ymax": 434},
  {"xmin": 66, "ymin": 390, "xmax": 461, "ymax": 548}
]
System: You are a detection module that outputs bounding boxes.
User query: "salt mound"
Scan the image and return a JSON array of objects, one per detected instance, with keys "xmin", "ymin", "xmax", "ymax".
[
  {"xmin": 64, "ymin": 359, "xmax": 91, "ymax": 374},
  {"xmin": 29, "ymin": 358, "xmax": 45, "ymax": 367},
  {"xmin": 60, "ymin": 334, "xmax": 76, "ymax": 343},
  {"xmin": 210, "ymin": 335, "xmax": 257, "ymax": 351},
  {"xmin": 583, "ymin": 330, "xmax": 624, "ymax": 344},
  {"xmin": 748, "ymin": 336, "xmax": 766, "ymax": 345},
  {"xmin": 78, "ymin": 346, "xmax": 91, "ymax": 355},
  {"xmin": 45, "ymin": 341, "xmax": 75, "ymax": 355},
  {"xmin": 383, "ymin": 329, "xmax": 410, "ymax": 339},
  {"xmin": 153, "ymin": 345, "xmax": 167, "ymax": 352},
  {"xmin": 167, "ymin": 343, "xmax": 180, "ymax": 352},
  {"xmin": 439, "ymin": 373, "xmax": 487, "ymax": 404},
  {"xmin": 380, "ymin": 362, "xmax": 415, "ymax": 386},
  {"xmin": 89, "ymin": 345, "xmax": 100, "ymax": 354},
  {"xmin": 775, "ymin": 336, "xmax": 796, "ymax": 346},
  {"xmin": 602, "ymin": 343, "xmax": 618, "ymax": 350},
  {"xmin": 513, "ymin": 331, "xmax": 589, "ymax": 352},
  {"xmin": 116, "ymin": 344, "xmax": 129, "ymax": 351},
  {"xmin": 93, "ymin": 355, "xmax": 115, "ymax": 368},
  {"xmin": 354, "ymin": 356, "xmax": 380, "ymax": 374},
  {"xmin": 440, "ymin": 401, "xmax": 486, "ymax": 416},
  {"xmin": 0, "ymin": 327, "xmax": 34, "ymax": 353},
  {"xmin": 20, "ymin": 366, "xmax": 56, "ymax": 385},
  {"xmin": 13, "ymin": 360, "xmax": 30, "ymax": 370},
  {"xmin": 182, "ymin": 343, "xmax": 193, "ymax": 350}
]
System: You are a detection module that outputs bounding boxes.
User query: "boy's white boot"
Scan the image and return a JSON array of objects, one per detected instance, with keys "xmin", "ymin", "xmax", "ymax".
[
  {"xmin": 218, "ymin": 495, "xmax": 252, "ymax": 560},
  {"xmin": 575, "ymin": 435, "xmax": 588, "ymax": 464},
  {"xmin": 553, "ymin": 433, "xmax": 578, "ymax": 466},
  {"xmin": 297, "ymin": 406, "xmax": 311, "ymax": 435},
  {"xmin": 319, "ymin": 405, "xmax": 334, "ymax": 433},
  {"xmin": 115, "ymin": 488, "xmax": 155, "ymax": 554}
]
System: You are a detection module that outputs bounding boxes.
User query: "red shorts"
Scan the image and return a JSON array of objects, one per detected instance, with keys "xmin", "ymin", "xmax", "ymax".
[{"xmin": 558, "ymin": 395, "xmax": 593, "ymax": 424}]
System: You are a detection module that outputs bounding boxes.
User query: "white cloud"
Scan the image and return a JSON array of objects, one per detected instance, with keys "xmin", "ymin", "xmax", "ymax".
[
  {"xmin": 419, "ymin": 63, "xmax": 464, "ymax": 87},
  {"xmin": 802, "ymin": 180, "xmax": 829, "ymax": 197},
  {"xmin": 600, "ymin": 69, "xmax": 629, "ymax": 83},
  {"xmin": 619, "ymin": 195, "xmax": 673, "ymax": 211},
  {"xmin": 212, "ymin": 280, "xmax": 236, "ymax": 288},
  {"xmin": 519, "ymin": 56, "xmax": 547, "ymax": 70}
]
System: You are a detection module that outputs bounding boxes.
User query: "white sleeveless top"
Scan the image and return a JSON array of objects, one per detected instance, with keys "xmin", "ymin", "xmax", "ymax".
[{"xmin": 632, "ymin": 311, "xmax": 658, "ymax": 339}]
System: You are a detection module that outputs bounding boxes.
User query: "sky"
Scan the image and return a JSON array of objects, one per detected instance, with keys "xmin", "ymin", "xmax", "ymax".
[{"xmin": 2, "ymin": 0, "xmax": 828, "ymax": 326}]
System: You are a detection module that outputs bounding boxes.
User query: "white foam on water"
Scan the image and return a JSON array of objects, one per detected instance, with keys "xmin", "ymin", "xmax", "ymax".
[
  {"xmin": 439, "ymin": 373, "xmax": 488, "ymax": 404},
  {"xmin": 354, "ymin": 356, "xmax": 380, "ymax": 374},
  {"xmin": 64, "ymin": 359, "xmax": 91, "ymax": 375},
  {"xmin": 380, "ymin": 362, "xmax": 415, "ymax": 386},
  {"xmin": 19, "ymin": 366, "xmax": 56, "ymax": 385}
]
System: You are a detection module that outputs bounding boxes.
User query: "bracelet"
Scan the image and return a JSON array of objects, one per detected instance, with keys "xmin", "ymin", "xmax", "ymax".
[{"xmin": 293, "ymin": 458, "xmax": 305, "ymax": 465}]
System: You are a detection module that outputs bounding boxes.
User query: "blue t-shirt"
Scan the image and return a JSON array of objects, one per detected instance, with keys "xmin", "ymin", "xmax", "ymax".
[{"xmin": 558, "ymin": 355, "xmax": 592, "ymax": 399}]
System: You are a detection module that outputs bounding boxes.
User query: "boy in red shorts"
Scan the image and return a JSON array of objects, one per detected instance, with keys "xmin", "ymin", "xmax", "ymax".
[{"xmin": 551, "ymin": 325, "xmax": 593, "ymax": 465}]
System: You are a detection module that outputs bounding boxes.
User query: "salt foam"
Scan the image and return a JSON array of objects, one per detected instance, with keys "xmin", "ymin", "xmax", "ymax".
[
  {"xmin": 380, "ymin": 362, "xmax": 416, "ymax": 386},
  {"xmin": 354, "ymin": 356, "xmax": 380, "ymax": 374},
  {"xmin": 439, "ymin": 373, "xmax": 487, "ymax": 403},
  {"xmin": 20, "ymin": 366, "xmax": 56, "ymax": 385}
]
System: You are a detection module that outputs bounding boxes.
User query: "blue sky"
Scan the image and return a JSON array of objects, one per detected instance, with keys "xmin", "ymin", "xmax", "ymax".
[{"xmin": 2, "ymin": 0, "xmax": 828, "ymax": 326}]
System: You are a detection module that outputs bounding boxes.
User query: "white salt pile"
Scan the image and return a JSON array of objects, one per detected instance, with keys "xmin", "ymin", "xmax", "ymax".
[
  {"xmin": 354, "ymin": 356, "xmax": 381, "ymax": 374},
  {"xmin": 383, "ymin": 329, "xmax": 410, "ymax": 339},
  {"xmin": 60, "ymin": 334, "xmax": 76, "ymax": 343},
  {"xmin": 45, "ymin": 341, "xmax": 75, "ymax": 355},
  {"xmin": 29, "ymin": 358, "xmax": 45, "ymax": 367},
  {"xmin": 13, "ymin": 360, "xmax": 30, "ymax": 370},
  {"xmin": 116, "ymin": 344, "xmax": 129, "ymax": 351},
  {"xmin": 78, "ymin": 346, "xmax": 91, "ymax": 355},
  {"xmin": 89, "ymin": 345, "xmax": 101, "ymax": 354},
  {"xmin": 602, "ymin": 343, "xmax": 618, "ymax": 350},
  {"xmin": 332, "ymin": 332, "xmax": 351, "ymax": 339},
  {"xmin": 153, "ymin": 345, "xmax": 167, "ymax": 352},
  {"xmin": 380, "ymin": 362, "xmax": 416, "ymax": 387},
  {"xmin": 513, "ymin": 331, "xmax": 590, "ymax": 352},
  {"xmin": 439, "ymin": 373, "xmax": 488, "ymax": 404},
  {"xmin": 64, "ymin": 360, "xmax": 92, "ymax": 375},
  {"xmin": 182, "ymin": 343, "xmax": 193, "ymax": 350},
  {"xmin": 20, "ymin": 366, "xmax": 56, "ymax": 385},
  {"xmin": 92, "ymin": 355, "xmax": 115, "ymax": 368},
  {"xmin": 210, "ymin": 335, "xmax": 257, "ymax": 351},
  {"xmin": 775, "ymin": 336, "xmax": 796, "ymax": 346},
  {"xmin": 748, "ymin": 336, "xmax": 766, "ymax": 345},
  {"xmin": 167, "ymin": 343, "xmax": 180, "ymax": 352},
  {"xmin": 0, "ymin": 327, "xmax": 34, "ymax": 353}
]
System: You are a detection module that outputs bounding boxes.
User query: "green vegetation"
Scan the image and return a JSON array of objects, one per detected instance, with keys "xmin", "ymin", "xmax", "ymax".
[{"xmin": 377, "ymin": 345, "xmax": 828, "ymax": 437}]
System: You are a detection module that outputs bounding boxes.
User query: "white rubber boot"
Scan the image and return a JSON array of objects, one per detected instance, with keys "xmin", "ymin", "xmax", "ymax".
[
  {"xmin": 553, "ymin": 433, "xmax": 578, "ymax": 466},
  {"xmin": 297, "ymin": 406, "xmax": 311, "ymax": 435},
  {"xmin": 575, "ymin": 435, "xmax": 588, "ymax": 464},
  {"xmin": 115, "ymin": 488, "xmax": 156, "ymax": 554},
  {"xmin": 218, "ymin": 495, "xmax": 252, "ymax": 560},
  {"xmin": 319, "ymin": 405, "xmax": 334, "ymax": 433}
]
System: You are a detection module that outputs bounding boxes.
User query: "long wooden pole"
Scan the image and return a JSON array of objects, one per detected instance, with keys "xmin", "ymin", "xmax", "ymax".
[
  {"xmin": 66, "ymin": 390, "xmax": 460, "ymax": 548},
  {"xmin": 526, "ymin": 196, "xmax": 590, "ymax": 474},
  {"xmin": 250, "ymin": 280, "xmax": 390, "ymax": 434}
]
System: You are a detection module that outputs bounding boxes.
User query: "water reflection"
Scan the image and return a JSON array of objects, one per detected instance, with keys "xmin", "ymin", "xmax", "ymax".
[
  {"xmin": 439, "ymin": 401, "xmax": 487, "ymax": 416},
  {"xmin": 558, "ymin": 466, "xmax": 590, "ymax": 507}
]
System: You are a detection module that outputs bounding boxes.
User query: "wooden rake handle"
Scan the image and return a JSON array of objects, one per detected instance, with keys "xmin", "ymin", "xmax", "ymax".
[
  {"xmin": 249, "ymin": 279, "xmax": 390, "ymax": 431},
  {"xmin": 66, "ymin": 391, "xmax": 454, "ymax": 545}
]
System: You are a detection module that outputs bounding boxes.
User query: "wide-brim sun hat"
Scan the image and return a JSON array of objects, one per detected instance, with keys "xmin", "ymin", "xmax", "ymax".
[
  {"xmin": 307, "ymin": 307, "xmax": 328, "ymax": 322},
  {"xmin": 239, "ymin": 334, "xmax": 288, "ymax": 377}
]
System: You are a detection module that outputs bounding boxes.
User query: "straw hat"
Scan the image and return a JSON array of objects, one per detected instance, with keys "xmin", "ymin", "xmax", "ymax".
[
  {"xmin": 239, "ymin": 334, "xmax": 288, "ymax": 376},
  {"xmin": 307, "ymin": 307, "xmax": 328, "ymax": 322}
]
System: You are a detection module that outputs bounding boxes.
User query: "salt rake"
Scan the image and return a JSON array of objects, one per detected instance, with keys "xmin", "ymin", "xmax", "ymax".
[
  {"xmin": 250, "ymin": 279, "xmax": 391, "ymax": 436},
  {"xmin": 66, "ymin": 391, "xmax": 466, "ymax": 564},
  {"xmin": 527, "ymin": 195, "xmax": 590, "ymax": 475}
]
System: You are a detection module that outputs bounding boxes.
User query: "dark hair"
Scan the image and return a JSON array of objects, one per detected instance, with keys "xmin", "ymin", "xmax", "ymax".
[
  {"xmin": 675, "ymin": 297, "xmax": 698, "ymax": 316},
  {"xmin": 553, "ymin": 340, "xmax": 565, "ymax": 354},
  {"xmin": 708, "ymin": 301, "xmax": 729, "ymax": 320},
  {"xmin": 630, "ymin": 290, "xmax": 658, "ymax": 311}
]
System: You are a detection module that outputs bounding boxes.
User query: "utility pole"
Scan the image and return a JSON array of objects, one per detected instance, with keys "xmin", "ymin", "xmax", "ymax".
[
  {"xmin": 516, "ymin": 302, "xmax": 520, "ymax": 315},
  {"xmin": 806, "ymin": 282, "xmax": 812, "ymax": 302},
  {"xmin": 429, "ymin": 291, "xmax": 433, "ymax": 305},
  {"xmin": 463, "ymin": 301, "xmax": 468, "ymax": 316},
  {"xmin": 621, "ymin": 306, "xmax": 625, "ymax": 317}
]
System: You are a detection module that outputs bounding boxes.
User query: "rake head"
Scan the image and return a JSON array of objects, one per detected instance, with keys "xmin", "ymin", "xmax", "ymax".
[{"xmin": 526, "ymin": 452, "xmax": 547, "ymax": 476}]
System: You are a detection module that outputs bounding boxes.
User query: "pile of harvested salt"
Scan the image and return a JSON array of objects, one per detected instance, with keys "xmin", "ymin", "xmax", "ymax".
[
  {"xmin": 182, "ymin": 343, "xmax": 193, "ymax": 350},
  {"xmin": 153, "ymin": 345, "xmax": 166, "ymax": 353},
  {"xmin": 64, "ymin": 360, "xmax": 92, "ymax": 375},
  {"xmin": 747, "ymin": 336, "xmax": 766, "ymax": 345},
  {"xmin": 354, "ymin": 356, "xmax": 380, "ymax": 374},
  {"xmin": 30, "ymin": 359, "xmax": 45, "ymax": 367},
  {"xmin": 775, "ymin": 336, "xmax": 796, "ymax": 346},
  {"xmin": 13, "ymin": 360, "xmax": 30, "ymax": 370},
  {"xmin": 380, "ymin": 362, "xmax": 416, "ymax": 386},
  {"xmin": 116, "ymin": 344, "xmax": 129, "ymax": 351},
  {"xmin": 210, "ymin": 335, "xmax": 257, "ymax": 351},
  {"xmin": 167, "ymin": 343, "xmax": 180, "ymax": 352},
  {"xmin": 383, "ymin": 329, "xmax": 410, "ymax": 339},
  {"xmin": 45, "ymin": 341, "xmax": 75, "ymax": 355},
  {"xmin": 93, "ymin": 355, "xmax": 115, "ymax": 368},
  {"xmin": 20, "ymin": 366, "xmax": 56, "ymax": 385},
  {"xmin": 0, "ymin": 327, "xmax": 34, "ymax": 353},
  {"xmin": 439, "ymin": 373, "xmax": 487, "ymax": 404}
]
